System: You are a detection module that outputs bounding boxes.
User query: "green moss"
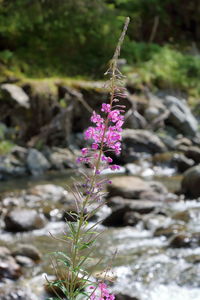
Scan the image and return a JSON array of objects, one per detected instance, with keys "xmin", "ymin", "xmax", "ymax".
[
  {"xmin": 125, "ymin": 45, "xmax": 200, "ymax": 98},
  {"xmin": 0, "ymin": 140, "xmax": 15, "ymax": 155}
]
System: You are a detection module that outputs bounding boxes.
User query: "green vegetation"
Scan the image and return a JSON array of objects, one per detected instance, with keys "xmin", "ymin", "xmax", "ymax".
[
  {"xmin": 0, "ymin": 140, "xmax": 15, "ymax": 155},
  {"xmin": 0, "ymin": 0, "xmax": 200, "ymax": 96}
]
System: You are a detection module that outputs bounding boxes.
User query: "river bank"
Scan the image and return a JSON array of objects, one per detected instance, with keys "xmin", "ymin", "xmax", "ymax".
[{"xmin": 0, "ymin": 79, "xmax": 200, "ymax": 299}]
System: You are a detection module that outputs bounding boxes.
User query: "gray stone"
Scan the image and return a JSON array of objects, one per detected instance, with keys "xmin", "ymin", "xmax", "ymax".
[
  {"xmin": 13, "ymin": 244, "xmax": 41, "ymax": 261},
  {"xmin": 103, "ymin": 197, "xmax": 161, "ymax": 227},
  {"xmin": 161, "ymin": 95, "xmax": 198, "ymax": 136},
  {"xmin": 49, "ymin": 147, "xmax": 76, "ymax": 169},
  {"xmin": 0, "ymin": 246, "xmax": 21, "ymax": 280},
  {"xmin": 27, "ymin": 184, "xmax": 69, "ymax": 203},
  {"xmin": 185, "ymin": 146, "xmax": 200, "ymax": 164},
  {"xmin": 107, "ymin": 176, "xmax": 167, "ymax": 200},
  {"xmin": 181, "ymin": 165, "xmax": 200, "ymax": 198},
  {"xmin": 1, "ymin": 84, "xmax": 30, "ymax": 108},
  {"xmin": 0, "ymin": 288, "xmax": 36, "ymax": 300},
  {"xmin": 26, "ymin": 148, "xmax": 50, "ymax": 176},
  {"xmin": 4, "ymin": 208, "xmax": 47, "ymax": 232},
  {"xmin": 172, "ymin": 153, "xmax": 194, "ymax": 172},
  {"xmin": 121, "ymin": 129, "xmax": 166, "ymax": 163}
]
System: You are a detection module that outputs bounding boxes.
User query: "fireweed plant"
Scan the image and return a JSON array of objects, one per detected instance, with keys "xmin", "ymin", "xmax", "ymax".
[{"xmin": 46, "ymin": 17, "xmax": 130, "ymax": 300}]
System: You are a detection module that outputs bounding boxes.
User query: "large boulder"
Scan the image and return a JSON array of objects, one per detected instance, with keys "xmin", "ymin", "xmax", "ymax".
[
  {"xmin": 26, "ymin": 148, "xmax": 50, "ymax": 176},
  {"xmin": 181, "ymin": 165, "xmax": 200, "ymax": 198},
  {"xmin": 103, "ymin": 197, "xmax": 161, "ymax": 227},
  {"xmin": 27, "ymin": 184, "xmax": 69, "ymax": 203},
  {"xmin": 4, "ymin": 208, "xmax": 47, "ymax": 232},
  {"xmin": 121, "ymin": 129, "xmax": 166, "ymax": 163},
  {"xmin": 160, "ymin": 95, "xmax": 198, "ymax": 137},
  {"xmin": 185, "ymin": 146, "xmax": 200, "ymax": 164},
  {"xmin": 107, "ymin": 176, "xmax": 167, "ymax": 200}
]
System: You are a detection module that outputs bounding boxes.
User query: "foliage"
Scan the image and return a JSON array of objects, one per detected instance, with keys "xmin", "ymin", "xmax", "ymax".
[
  {"xmin": 127, "ymin": 45, "xmax": 200, "ymax": 97},
  {"xmin": 0, "ymin": 0, "xmax": 200, "ymax": 96},
  {"xmin": 0, "ymin": 140, "xmax": 15, "ymax": 154}
]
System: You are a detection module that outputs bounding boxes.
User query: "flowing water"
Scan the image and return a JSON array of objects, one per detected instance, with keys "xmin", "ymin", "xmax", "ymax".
[{"xmin": 1, "ymin": 167, "xmax": 200, "ymax": 300}]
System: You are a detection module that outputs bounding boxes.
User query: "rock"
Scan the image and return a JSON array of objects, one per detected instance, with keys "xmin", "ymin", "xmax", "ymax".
[
  {"xmin": 145, "ymin": 106, "xmax": 161, "ymax": 122},
  {"xmin": 0, "ymin": 247, "xmax": 21, "ymax": 280},
  {"xmin": 115, "ymin": 294, "xmax": 139, "ymax": 300},
  {"xmin": 103, "ymin": 197, "xmax": 161, "ymax": 227},
  {"xmin": 107, "ymin": 176, "xmax": 166, "ymax": 199},
  {"xmin": 0, "ymin": 155, "xmax": 27, "ymax": 180},
  {"xmin": 15, "ymin": 256, "xmax": 34, "ymax": 267},
  {"xmin": 161, "ymin": 95, "xmax": 198, "ymax": 137},
  {"xmin": 4, "ymin": 208, "xmax": 47, "ymax": 232},
  {"xmin": 123, "ymin": 211, "xmax": 141, "ymax": 226},
  {"xmin": 1, "ymin": 83, "xmax": 30, "ymax": 108},
  {"xmin": 0, "ymin": 287, "xmax": 36, "ymax": 300},
  {"xmin": 12, "ymin": 244, "xmax": 41, "ymax": 261},
  {"xmin": 154, "ymin": 224, "xmax": 186, "ymax": 238},
  {"xmin": 49, "ymin": 147, "xmax": 76, "ymax": 169},
  {"xmin": 27, "ymin": 184, "xmax": 69, "ymax": 203},
  {"xmin": 26, "ymin": 148, "xmax": 50, "ymax": 176},
  {"xmin": 169, "ymin": 234, "xmax": 192, "ymax": 248},
  {"xmin": 120, "ymin": 129, "xmax": 166, "ymax": 163},
  {"xmin": 172, "ymin": 153, "xmax": 194, "ymax": 172},
  {"xmin": 169, "ymin": 233, "xmax": 200, "ymax": 248},
  {"xmin": 181, "ymin": 165, "xmax": 200, "ymax": 198},
  {"xmin": 172, "ymin": 210, "xmax": 190, "ymax": 222},
  {"xmin": 185, "ymin": 146, "xmax": 200, "ymax": 164},
  {"xmin": 11, "ymin": 146, "xmax": 28, "ymax": 161}
]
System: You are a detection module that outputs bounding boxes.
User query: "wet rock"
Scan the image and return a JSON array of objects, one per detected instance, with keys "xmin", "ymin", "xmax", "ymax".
[
  {"xmin": 0, "ymin": 155, "xmax": 27, "ymax": 179},
  {"xmin": 27, "ymin": 184, "xmax": 69, "ymax": 203},
  {"xmin": 26, "ymin": 148, "xmax": 50, "ymax": 176},
  {"xmin": 115, "ymin": 294, "xmax": 139, "ymax": 300},
  {"xmin": 4, "ymin": 208, "xmax": 47, "ymax": 232},
  {"xmin": 185, "ymin": 146, "xmax": 200, "ymax": 164},
  {"xmin": 172, "ymin": 153, "xmax": 194, "ymax": 172},
  {"xmin": 0, "ymin": 287, "xmax": 36, "ymax": 300},
  {"xmin": 181, "ymin": 165, "xmax": 200, "ymax": 198},
  {"xmin": 107, "ymin": 176, "xmax": 166, "ymax": 200},
  {"xmin": 49, "ymin": 147, "xmax": 76, "ymax": 169},
  {"xmin": 175, "ymin": 137, "xmax": 192, "ymax": 150},
  {"xmin": 103, "ymin": 198, "xmax": 160, "ymax": 227},
  {"xmin": 123, "ymin": 211, "xmax": 141, "ymax": 226},
  {"xmin": 154, "ymin": 224, "xmax": 186, "ymax": 238},
  {"xmin": 1, "ymin": 83, "xmax": 30, "ymax": 108},
  {"xmin": 108, "ymin": 197, "xmax": 161, "ymax": 212},
  {"xmin": 121, "ymin": 129, "xmax": 166, "ymax": 163},
  {"xmin": 185, "ymin": 254, "xmax": 200, "ymax": 264},
  {"xmin": 11, "ymin": 146, "xmax": 28, "ymax": 161},
  {"xmin": 0, "ymin": 247, "xmax": 22, "ymax": 280},
  {"xmin": 15, "ymin": 255, "xmax": 34, "ymax": 267},
  {"xmin": 169, "ymin": 234, "xmax": 192, "ymax": 248},
  {"xmin": 172, "ymin": 210, "xmax": 190, "ymax": 222},
  {"xmin": 160, "ymin": 95, "xmax": 198, "ymax": 137},
  {"xmin": 12, "ymin": 244, "xmax": 41, "ymax": 261}
]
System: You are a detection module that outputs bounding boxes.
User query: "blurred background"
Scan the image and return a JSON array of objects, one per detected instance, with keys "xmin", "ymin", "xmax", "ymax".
[{"xmin": 0, "ymin": 1, "xmax": 200, "ymax": 300}]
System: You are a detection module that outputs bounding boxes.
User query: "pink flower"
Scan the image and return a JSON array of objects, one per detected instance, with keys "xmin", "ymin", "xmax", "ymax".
[
  {"xmin": 110, "ymin": 164, "xmax": 120, "ymax": 171},
  {"xmin": 101, "ymin": 103, "xmax": 111, "ymax": 113},
  {"xmin": 81, "ymin": 148, "xmax": 88, "ymax": 155},
  {"xmin": 92, "ymin": 143, "xmax": 99, "ymax": 150},
  {"xmin": 89, "ymin": 282, "xmax": 115, "ymax": 300}
]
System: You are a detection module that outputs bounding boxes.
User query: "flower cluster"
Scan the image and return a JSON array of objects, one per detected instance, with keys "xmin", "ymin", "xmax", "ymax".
[
  {"xmin": 90, "ymin": 283, "xmax": 115, "ymax": 300},
  {"xmin": 77, "ymin": 99, "xmax": 125, "ymax": 174}
]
